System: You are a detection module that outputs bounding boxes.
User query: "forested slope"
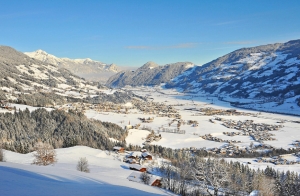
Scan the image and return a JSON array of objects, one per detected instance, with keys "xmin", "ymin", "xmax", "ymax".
[{"xmin": 0, "ymin": 108, "xmax": 127, "ymax": 153}]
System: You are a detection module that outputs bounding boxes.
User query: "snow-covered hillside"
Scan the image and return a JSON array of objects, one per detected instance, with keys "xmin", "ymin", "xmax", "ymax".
[
  {"xmin": 0, "ymin": 146, "xmax": 172, "ymax": 196},
  {"xmin": 0, "ymin": 46, "xmax": 141, "ymax": 108},
  {"xmin": 25, "ymin": 50, "xmax": 121, "ymax": 82},
  {"xmin": 106, "ymin": 61, "xmax": 194, "ymax": 88},
  {"xmin": 166, "ymin": 39, "xmax": 300, "ymax": 114}
]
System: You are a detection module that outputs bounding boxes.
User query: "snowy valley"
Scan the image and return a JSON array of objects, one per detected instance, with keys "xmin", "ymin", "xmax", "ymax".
[{"xmin": 0, "ymin": 40, "xmax": 300, "ymax": 196}]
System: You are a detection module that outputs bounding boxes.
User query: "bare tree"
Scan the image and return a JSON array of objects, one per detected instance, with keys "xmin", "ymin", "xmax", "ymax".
[
  {"xmin": 32, "ymin": 142, "xmax": 56, "ymax": 166},
  {"xmin": 140, "ymin": 172, "xmax": 150, "ymax": 184},
  {"xmin": 0, "ymin": 143, "xmax": 4, "ymax": 162},
  {"xmin": 77, "ymin": 157, "xmax": 90, "ymax": 173},
  {"xmin": 191, "ymin": 157, "xmax": 230, "ymax": 196},
  {"xmin": 252, "ymin": 174, "xmax": 276, "ymax": 196}
]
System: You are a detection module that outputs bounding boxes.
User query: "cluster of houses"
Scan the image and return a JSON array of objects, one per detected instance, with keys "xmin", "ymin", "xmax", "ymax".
[
  {"xmin": 143, "ymin": 132, "xmax": 162, "ymax": 145},
  {"xmin": 158, "ymin": 127, "xmax": 185, "ymax": 134},
  {"xmin": 95, "ymin": 102, "xmax": 132, "ymax": 114},
  {"xmin": 132, "ymin": 99, "xmax": 180, "ymax": 118},
  {"xmin": 198, "ymin": 108, "xmax": 254, "ymax": 116},
  {"xmin": 200, "ymin": 134, "xmax": 241, "ymax": 144},
  {"xmin": 204, "ymin": 145, "xmax": 248, "ymax": 156},
  {"xmin": 216, "ymin": 118, "xmax": 282, "ymax": 141},
  {"xmin": 113, "ymin": 146, "xmax": 153, "ymax": 166},
  {"xmin": 256, "ymin": 156, "xmax": 300, "ymax": 165},
  {"xmin": 57, "ymin": 102, "xmax": 97, "ymax": 113},
  {"xmin": 113, "ymin": 146, "xmax": 162, "ymax": 187}
]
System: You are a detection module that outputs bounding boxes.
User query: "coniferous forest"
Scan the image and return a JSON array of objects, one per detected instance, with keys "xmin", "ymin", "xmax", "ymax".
[{"xmin": 0, "ymin": 108, "xmax": 127, "ymax": 153}]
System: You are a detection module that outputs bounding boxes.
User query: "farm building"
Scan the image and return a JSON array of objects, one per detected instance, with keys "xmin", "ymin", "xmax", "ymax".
[
  {"xmin": 129, "ymin": 164, "xmax": 147, "ymax": 172},
  {"xmin": 141, "ymin": 152, "xmax": 152, "ymax": 160},
  {"xmin": 127, "ymin": 151, "xmax": 142, "ymax": 159},
  {"xmin": 113, "ymin": 146, "xmax": 125, "ymax": 153},
  {"xmin": 127, "ymin": 171, "xmax": 162, "ymax": 187}
]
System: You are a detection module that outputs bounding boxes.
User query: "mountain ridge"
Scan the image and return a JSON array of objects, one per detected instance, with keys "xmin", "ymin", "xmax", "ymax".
[
  {"xmin": 25, "ymin": 50, "xmax": 122, "ymax": 83},
  {"xmin": 106, "ymin": 61, "xmax": 194, "ymax": 88},
  {"xmin": 165, "ymin": 39, "xmax": 300, "ymax": 107}
]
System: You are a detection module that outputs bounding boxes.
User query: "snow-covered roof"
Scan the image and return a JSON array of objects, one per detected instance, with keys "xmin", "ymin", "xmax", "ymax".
[
  {"xmin": 142, "ymin": 152, "xmax": 152, "ymax": 157},
  {"xmin": 128, "ymin": 151, "xmax": 142, "ymax": 157},
  {"xmin": 127, "ymin": 171, "xmax": 161, "ymax": 186},
  {"xmin": 113, "ymin": 146, "xmax": 123, "ymax": 150},
  {"xmin": 129, "ymin": 164, "xmax": 145, "ymax": 171}
]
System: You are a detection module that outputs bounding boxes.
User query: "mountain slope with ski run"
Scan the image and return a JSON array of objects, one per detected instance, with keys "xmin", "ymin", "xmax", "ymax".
[{"xmin": 25, "ymin": 49, "xmax": 122, "ymax": 83}]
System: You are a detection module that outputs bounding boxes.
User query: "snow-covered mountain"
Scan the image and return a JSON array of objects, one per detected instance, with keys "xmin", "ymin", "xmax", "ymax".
[
  {"xmin": 106, "ymin": 61, "xmax": 194, "ymax": 88},
  {"xmin": 165, "ymin": 39, "xmax": 300, "ymax": 107},
  {"xmin": 0, "ymin": 45, "xmax": 140, "ymax": 106},
  {"xmin": 25, "ymin": 50, "xmax": 122, "ymax": 83}
]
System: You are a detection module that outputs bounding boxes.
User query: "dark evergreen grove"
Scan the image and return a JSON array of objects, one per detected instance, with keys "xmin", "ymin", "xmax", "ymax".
[{"xmin": 0, "ymin": 108, "xmax": 127, "ymax": 153}]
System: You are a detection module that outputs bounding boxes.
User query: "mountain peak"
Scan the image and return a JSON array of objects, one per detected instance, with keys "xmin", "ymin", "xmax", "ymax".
[
  {"xmin": 24, "ymin": 49, "xmax": 121, "ymax": 82},
  {"xmin": 140, "ymin": 61, "xmax": 158, "ymax": 69}
]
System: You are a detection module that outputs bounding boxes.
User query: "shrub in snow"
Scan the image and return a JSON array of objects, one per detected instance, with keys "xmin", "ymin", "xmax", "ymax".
[
  {"xmin": 77, "ymin": 157, "xmax": 90, "ymax": 173},
  {"xmin": 32, "ymin": 142, "xmax": 57, "ymax": 166},
  {"xmin": 140, "ymin": 172, "xmax": 150, "ymax": 184}
]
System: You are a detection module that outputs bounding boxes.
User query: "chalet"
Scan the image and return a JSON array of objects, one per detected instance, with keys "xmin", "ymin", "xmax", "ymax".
[
  {"xmin": 113, "ymin": 146, "xmax": 125, "ymax": 153},
  {"xmin": 141, "ymin": 152, "xmax": 152, "ymax": 160},
  {"xmin": 125, "ymin": 158, "xmax": 138, "ymax": 164},
  {"xmin": 127, "ymin": 151, "xmax": 142, "ymax": 159},
  {"xmin": 127, "ymin": 171, "xmax": 162, "ymax": 187},
  {"xmin": 129, "ymin": 164, "xmax": 147, "ymax": 172}
]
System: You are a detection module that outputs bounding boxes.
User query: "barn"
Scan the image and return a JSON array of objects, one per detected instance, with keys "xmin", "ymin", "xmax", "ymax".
[
  {"xmin": 113, "ymin": 146, "xmax": 125, "ymax": 153},
  {"xmin": 127, "ymin": 171, "xmax": 162, "ymax": 187},
  {"xmin": 129, "ymin": 164, "xmax": 147, "ymax": 172},
  {"xmin": 141, "ymin": 152, "xmax": 152, "ymax": 160}
]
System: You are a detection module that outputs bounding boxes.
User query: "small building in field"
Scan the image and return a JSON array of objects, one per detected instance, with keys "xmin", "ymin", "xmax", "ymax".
[
  {"xmin": 129, "ymin": 164, "xmax": 147, "ymax": 172},
  {"xmin": 141, "ymin": 152, "xmax": 152, "ymax": 160},
  {"xmin": 113, "ymin": 146, "xmax": 125, "ymax": 153},
  {"xmin": 127, "ymin": 171, "xmax": 162, "ymax": 187},
  {"xmin": 124, "ymin": 125, "xmax": 133, "ymax": 130}
]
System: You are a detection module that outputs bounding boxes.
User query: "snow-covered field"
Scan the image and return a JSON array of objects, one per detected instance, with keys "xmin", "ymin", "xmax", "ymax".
[
  {"xmin": 0, "ymin": 146, "xmax": 173, "ymax": 196},
  {"xmin": 2, "ymin": 86, "xmax": 300, "ymax": 195},
  {"xmin": 84, "ymin": 86, "xmax": 300, "ymax": 151}
]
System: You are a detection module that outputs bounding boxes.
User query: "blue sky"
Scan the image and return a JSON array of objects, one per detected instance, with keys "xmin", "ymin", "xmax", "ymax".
[{"xmin": 1, "ymin": 0, "xmax": 300, "ymax": 67}]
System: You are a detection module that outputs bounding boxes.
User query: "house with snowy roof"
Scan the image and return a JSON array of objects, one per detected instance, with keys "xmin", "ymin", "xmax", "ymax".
[
  {"xmin": 127, "ymin": 171, "xmax": 162, "ymax": 187},
  {"xmin": 141, "ymin": 152, "xmax": 152, "ymax": 160},
  {"xmin": 129, "ymin": 164, "xmax": 147, "ymax": 172}
]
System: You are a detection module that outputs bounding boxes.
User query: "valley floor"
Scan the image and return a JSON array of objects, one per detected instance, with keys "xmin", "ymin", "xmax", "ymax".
[{"xmin": 1, "ymin": 86, "xmax": 300, "ymax": 195}]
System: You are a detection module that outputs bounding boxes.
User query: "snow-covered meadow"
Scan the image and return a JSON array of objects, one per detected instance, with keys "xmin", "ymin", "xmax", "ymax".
[
  {"xmin": 0, "ymin": 146, "xmax": 173, "ymax": 196},
  {"xmin": 84, "ymin": 86, "xmax": 300, "ymax": 151}
]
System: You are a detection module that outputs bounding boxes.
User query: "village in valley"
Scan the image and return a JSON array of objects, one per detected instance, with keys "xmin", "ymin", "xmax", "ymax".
[{"xmin": 1, "ymin": 82, "xmax": 300, "ymax": 194}]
